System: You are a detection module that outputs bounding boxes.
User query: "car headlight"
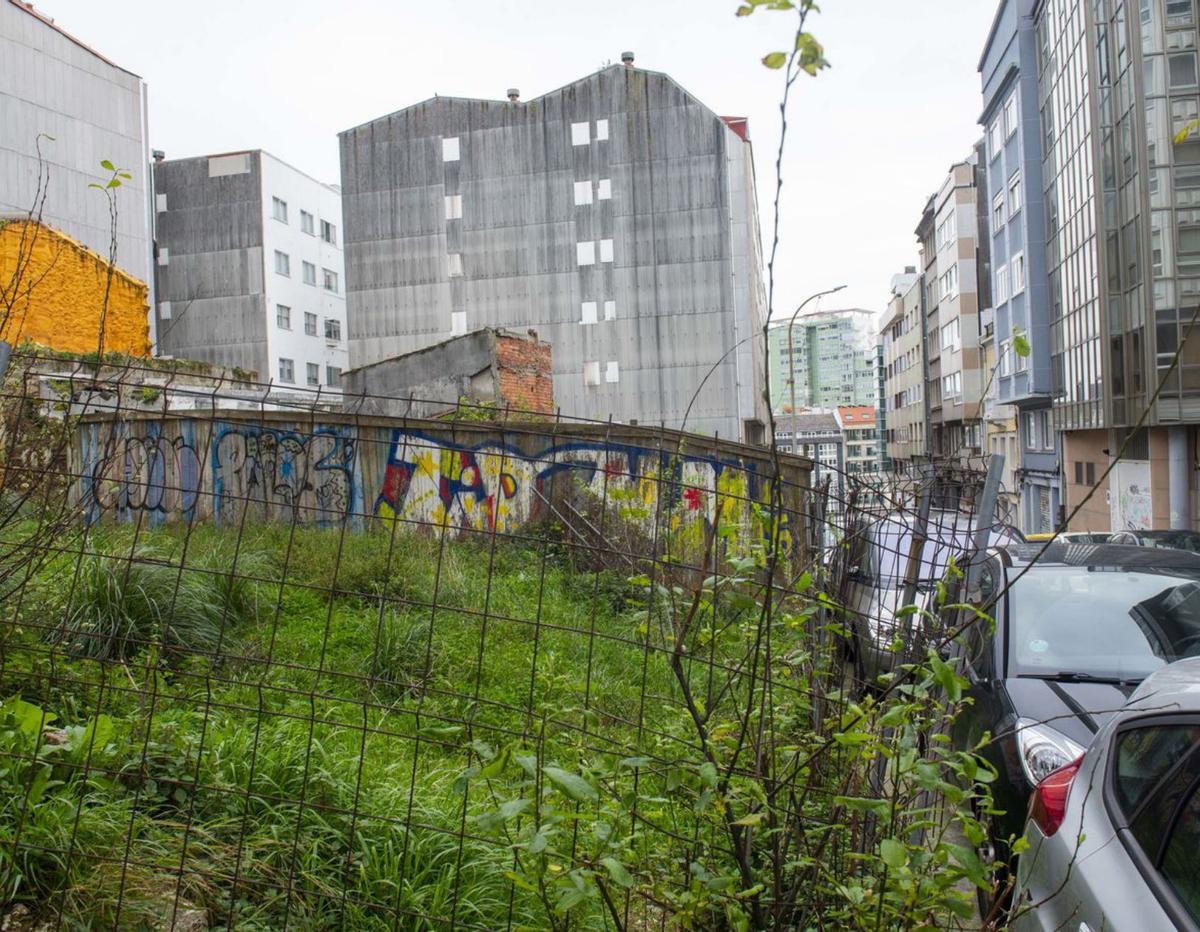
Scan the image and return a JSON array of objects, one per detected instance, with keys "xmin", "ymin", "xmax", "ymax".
[{"xmin": 1015, "ymin": 718, "xmax": 1086, "ymax": 785}]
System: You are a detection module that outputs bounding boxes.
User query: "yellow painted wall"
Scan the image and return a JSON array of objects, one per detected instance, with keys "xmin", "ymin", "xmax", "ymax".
[{"xmin": 0, "ymin": 220, "xmax": 150, "ymax": 355}]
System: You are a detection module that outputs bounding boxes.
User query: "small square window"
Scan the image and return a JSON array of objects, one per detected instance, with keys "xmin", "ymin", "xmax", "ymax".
[
  {"xmin": 1011, "ymin": 252, "xmax": 1026, "ymax": 294},
  {"xmin": 596, "ymin": 119, "xmax": 609, "ymax": 141},
  {"xmin": 605, "ymin": 360, "xmax": 619, "ymax": 383},
  {"xmin": 573, "ymin": 181, "xmax": 593, "ymax": 205},
  {"xmin": 302, "ymin": 261, "xmax": 316, "ymax": 285},
  {"xmin": 158, "ymin": 247, "xmax": 169, "ymax": 267},
  {"xmin": 571, "ymin": 121, "xmax": 590, "ymax": 145},
  {"xmin": 581, "ymin": 301, "xmax": 598, "ymax": 324},
  {"xmin": 306, "ymin": 362, "xmax": 320, "ymax": 387},
  {"xmin": 444, "ymin": 195, "xmax": 463, "ymax": 220},
  {"xmin": 276, "ymin": 304, "xmax": 291, "ymax": 329},
  {"xmin": 1170, "ymin": 52, "xmax": 1198, "ymax": 88},
  {"xmin": 451, "ymin": 311, "xmax": 467, "ymax": 335},
  {"xmin": 1008, "ymin": 171, "xmax": 1023, "ymax": 217},
  {"xmin": 442, "ymin": 137, "xmax": 460, "ymax": 161},
  {"xmin": 274, "ymin": 250, "xmax": 289, "ymax": 276},
  {"xmin": 278, "ymin": 358, "xmax": 294, "ymax": 383},
  {"xmin": 597, "ymin": 179, "xmax": 612, "ymax": 200},
  {"xmin": 160, "ymin": 300, "xmax": 172, "ymax": 320},
  {"xmin": 447, "ymin": 253, "xmax": 463, "ymax": 277},
  {"xmin": 604, "ymin": 300, "xmax": 616, "ymax": 320},
  {"xmin": 322, "ymin": 268, "xmax": 339, "ymax": 293},
  {"xmin": 1003, "ymin": 94, "xmax": 1018, "ymax": 139},
  {"xmin": 577, "ymin": 241, "xmax": 596, "ymax": 266},
  {"xmin": 300, "ymin": 210, "xmax": 314, "ymax": 235},
  {"xmin": 155, "ymin": 193, "xmax": 167, "ymax": 212},
  {"xmin": 272, "ymin": 196, "xmax": 288, "ymax": 223},
  {"xmin": 305, "ymin": 312, "xmax": 317, "ymax": 336},
  {"xmin": 599, "ymin": 239, "xmax": 614, "ymax": 263},
  {"xmin": 321, "ymin": 219, "xmax": 337, "ymax": 244},
  {"xmin": 584, "ymin": 361, "xmax": 601, "ymax": 386},
  {"xmin": 326, "ymin": 365, "xmax": 342, "ymax": 387},
  {"xmin": 324, "ymin": 318, "xmax": 342, "ymax": 341}
]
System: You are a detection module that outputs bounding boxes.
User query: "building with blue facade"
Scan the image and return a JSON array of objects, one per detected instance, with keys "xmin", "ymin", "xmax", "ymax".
[{"xmin": 979, "ymin": 0, "xmax": 1063, "ymax": 533}]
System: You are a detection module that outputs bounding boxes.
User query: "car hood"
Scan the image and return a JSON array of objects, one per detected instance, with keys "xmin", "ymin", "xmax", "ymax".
[{"xmin": 1003, "ymin": 676, "xmax": 1139, "ymax": 748}]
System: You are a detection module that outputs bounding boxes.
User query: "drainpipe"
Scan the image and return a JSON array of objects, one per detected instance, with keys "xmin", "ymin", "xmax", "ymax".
[{"xmin": 1169, "ymin": 426, "xmax": 1190, "ymax": 529}]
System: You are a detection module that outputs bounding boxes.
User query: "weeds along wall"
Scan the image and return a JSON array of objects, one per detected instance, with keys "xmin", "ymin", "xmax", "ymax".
[{"xmin": 74, "ymin": 411, "xmax": 810, "ymax": 560}]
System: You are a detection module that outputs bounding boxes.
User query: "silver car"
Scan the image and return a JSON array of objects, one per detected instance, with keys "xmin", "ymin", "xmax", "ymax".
[{"xmin": 1010, "ymin": 657, "xmax": 1200, "ymax": 930}]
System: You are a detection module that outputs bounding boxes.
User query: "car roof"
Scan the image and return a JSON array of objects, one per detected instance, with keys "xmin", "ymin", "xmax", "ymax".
[
  {"xmin": 1004, "ymin": 541, "xmax": 1200, "ymax": 571},
  {"xmin": 1126, "ymin": 658, "xmax": 1200, "ymax": 714}
]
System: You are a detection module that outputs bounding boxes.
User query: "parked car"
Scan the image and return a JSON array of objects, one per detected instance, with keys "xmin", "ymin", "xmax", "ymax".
[
  {"xmin": 840, "ymin": 511, "xmax": 1020, "ymax": 682},
  {"xmin": 1108, "ymin": 528, "xmax": 1200, "ymax": 552},
  {"xmin": 1009, "ymin": 657, "xmax": 1200, "ymax": 931},
  {"xmin": 941, "ymin": 543, "xmax": 1200, "ymax": 915}
]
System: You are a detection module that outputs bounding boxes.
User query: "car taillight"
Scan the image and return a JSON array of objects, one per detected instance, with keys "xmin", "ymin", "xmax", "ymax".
[{"xmin": 1028, "ymin": 754, "xmax": 1084, "ymax": 837}]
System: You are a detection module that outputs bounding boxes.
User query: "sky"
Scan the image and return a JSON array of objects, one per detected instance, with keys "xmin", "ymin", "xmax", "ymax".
[{"xmin": 37, "ymin": 0, "xmax": 998, "ymax": 327}]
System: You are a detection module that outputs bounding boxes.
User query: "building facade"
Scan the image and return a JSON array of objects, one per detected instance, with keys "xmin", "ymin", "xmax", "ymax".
[
  {"xmin": 775, "ymin": 412, "xmax": 842, "ymax": 484},
  {"xmin": 980, "ymin": 0, "xmax": 1063, "ymax": 533},
  {"xmin": 767, "ymin": 309, "xmax": 878, "ymax": 413},
  {"xmin": 0, "ymin": 0, "xmax": 151, "ymax": 286},
  {"xmin": 881, "ymin": 267, "xmax": 927, "ymax": 468},
  {"xmin": 835, "ymin": 405, "xmax": 880, "ymax": 475},
  {"xmin": 338, "ymin": 57, "xmax": 768, "ymax": 442},
  {"xmin": 1034, "ymin": 0, "xmax": 1200, "ymax": 531},
  {"xmin": 153, "ymin": 151, "xmax": 348, "ymax": 392}
]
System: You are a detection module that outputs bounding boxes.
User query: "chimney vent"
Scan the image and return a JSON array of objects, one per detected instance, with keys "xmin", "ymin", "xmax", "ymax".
[
  {"xmin": 621, "ymin": 51, "xmax": 635, "ymax": 67},
  {"xmin": 507, "ymin": 88, "xmax": 520, "ymax": 102},
  {"xmin": 904, "ymin": 265, "xmax": 915, "ymax": 274},
  {"xmin": 152, "ymin": 149, "xmax": 165, "ymax": 163}
]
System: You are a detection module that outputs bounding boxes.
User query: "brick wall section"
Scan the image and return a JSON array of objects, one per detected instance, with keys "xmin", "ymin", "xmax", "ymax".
[{"xmin": 494, "ymin": 333, "xmax": 554, "ymax": 415}]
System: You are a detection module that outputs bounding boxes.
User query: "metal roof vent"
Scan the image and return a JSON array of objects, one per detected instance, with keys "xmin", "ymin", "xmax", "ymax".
[
  {"xmin": 621, "ymin": 51, "xmax": 635, "ymax": 67},
  {"xmin": 507, "ymin": 88, "xmax": 520, "ymax": 102}
]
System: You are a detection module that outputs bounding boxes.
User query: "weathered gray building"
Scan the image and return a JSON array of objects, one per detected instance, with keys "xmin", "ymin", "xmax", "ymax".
[
  {"xmin": 153, "ymin": 150, "xmax": 348, "ymax": 390},
  {"xmin": 0, "ymin": 0, "xmax": 151, "ymax": 284},
  {"xmin": 338, "ymin": 56, "xmax": 768, "ymax": 442}
]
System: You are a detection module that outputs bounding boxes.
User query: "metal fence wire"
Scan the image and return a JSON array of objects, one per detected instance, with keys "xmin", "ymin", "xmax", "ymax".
[{"xmin": 0, "ymin": 348, "xmax": 1004, "ymax": 931}]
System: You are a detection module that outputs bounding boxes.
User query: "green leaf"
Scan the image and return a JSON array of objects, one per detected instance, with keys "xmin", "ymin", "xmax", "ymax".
[
  {"xmin": 879, "ymin": 838, "xmax": 907, "ymax": 870},
  {"xmin": 100, "ymin": 159, "xmax": 114, "ymax": 171},
  {"xmin": 731, "ymin": 811, "xmax": 764, "ymax": 827},
  {"xmin": 601, "ymin": 856, "xmax": 633, "ymax": 887},
  {"xmin": 528, "ymin": 831, "xmax": 548, "ymax": 854},
  {"xmin": 618, "ymin": 755, "xmax": 651, "ymax": 769},
  {"xmin": 543, "ymin": 766, "xmax": 597, "ymax": 803},
  {"xmin": 118, "ymin": 171, "xmax": 132, "ymax": 180},
  {"xmin": 479, "ymin": 747, "xmax": 511, "ymax": 779},
  {"xmin": 946, "ymin": 842, "xmax": 989, "ymax": 889},
  {"xmin": 735, "ymin": 4, "xmax": 754, "ymax": 15},
  {"xmin": 698, "ymin": 761, "xmax": 719, "ymax": 789},
  {"xmin": 106, "ymin": 178, "xmax": 122, "ymax": 188},
  {"xmin": 505, "ymin": 870, "xmax": 537, "ymax": 892},
  {"xmin": 1013, "ymin": 330, "xmax": 1032, "ymax": 358},
  {"xmin": 762, "ymin": 51, "xmax": 787, "ymax": 69}
]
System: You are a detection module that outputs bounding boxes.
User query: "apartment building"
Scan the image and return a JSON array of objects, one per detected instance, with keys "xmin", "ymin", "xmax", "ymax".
[
  {"xmin": 1031, "ymin": 0, "xmax": 1200, "ymax": 532},
  {"xmin": 775, "ymin": 412, "xmax": 842, "ymax": 485},
  {"xmin": 980, "ymin": 0, "xmax": 1062, "ymax": 533},
  {"xmin": 338, "ymin": 54, "xmax": 767, "ymax": 442},
  {"xmin": 767, "ymin": 309, "xmax": 878, "ymax": 413},
  {"xmin": 881, "ymin": 267, "xmax": 927, "ymax": 468},
  {"xmin": 835, "ymin": 406, "xmax": 880, "ymax": 475},
  {"xmin": 1, "ymin": 0, "xmax": 151, "ymax": 285},
  {"xmin": 153, "ymin": 151, "xmax": 348, "ymax": 391}
]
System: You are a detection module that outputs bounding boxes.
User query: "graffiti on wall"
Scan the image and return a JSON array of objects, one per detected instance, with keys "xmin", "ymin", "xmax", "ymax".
[
  {"xmin": 83, "ymin": 425, "xmax": 203, "ymax": 522},
  {"xmin": 373, "ymin": 431, "xmax": 783, "ymax": 553},
  {"xmin": 212, "ymin": 426, "xmax": 356, "ymax": 523}
]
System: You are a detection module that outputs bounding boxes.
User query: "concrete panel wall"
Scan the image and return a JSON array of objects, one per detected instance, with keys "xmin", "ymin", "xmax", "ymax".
[
  {"xmin": 339, "ymin": 65, "xmax": 767, "ymax": 442},
  {"xmin": 0, "ymin": 0, "xmax": 150, "ymax": 282}
]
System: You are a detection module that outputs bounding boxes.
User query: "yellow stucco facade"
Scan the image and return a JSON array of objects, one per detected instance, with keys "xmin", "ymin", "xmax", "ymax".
[{"xmin": 0, "ymin": 219, "xmax": 150, "ymax": 355}]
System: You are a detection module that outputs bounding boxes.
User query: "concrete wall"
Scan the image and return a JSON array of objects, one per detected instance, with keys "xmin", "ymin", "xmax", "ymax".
[
  {"xmin": 75, "ymin": 413, "xmax": 809, "ymax": 561},
  {"xmin": 0, "ymin": 219, "xmax": 150, "ymax": 355},
  {"xmin": 0, "ymin": 0, "xmax": 150, "ymax": 283},
  {"xmin": 338, "ymin": 63, "xmax": 767, "ymax": 442}
]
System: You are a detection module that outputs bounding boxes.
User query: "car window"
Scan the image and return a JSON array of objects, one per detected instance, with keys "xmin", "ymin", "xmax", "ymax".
[
  {"xmin": 1114, "ymin": 725, "xmax": 1200, "ymax": 819},
  {"xmin": 1129, "ymin": 742, "xmax": 1200, "ymax": 861},
  {"xmin": 1162, "ymin": 779, "xmax": 1200, "ymax": 923},
  {"xmin": 1007, "ymin": 567, "xmax": 1200, "ymax": 680}
]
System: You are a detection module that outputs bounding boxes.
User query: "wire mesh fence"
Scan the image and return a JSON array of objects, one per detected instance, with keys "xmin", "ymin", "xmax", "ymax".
[{"xmin": 0, "ymin": 346, "xmax": 1008, "ymax": 931}]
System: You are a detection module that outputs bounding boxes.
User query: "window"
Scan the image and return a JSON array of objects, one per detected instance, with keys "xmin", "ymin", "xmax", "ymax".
[
  {"xmin": 1162, "ymin": 778, "xmax": 1200, "ymax": 922},
  {"xmin": 278, "ymin": 358, "xmax": 294, "ymax": 383},
  {"xmin": 305, "ymin": 312, "xmax": 317, "ymax": 336},
  {"xmin": 604, "ymin": 300, "xmax": 616, "ymax": 321},
  {"xmin": 605, "ymin": 360, "xmax": 620, "ymax": 383},
  {"xmin": 1008, "ymin": 171, "xmax": 1023, "ymax": 217},
  {"xmin": 272, "ymin": 196, "xmax": 288, "ymax": 223},
  {"xmin": 306, "ymin": 362, "xmax": 320, "ymax": 387},
  {"xmin": 326, "ymin": 365, "xmax": 342, "ymax": 386},
  {"xmin": 989, "ymin": 120, "xmax": 1002, "ymax": 159},
  {"xmin": 993, "ymin": 191, "xmax": 1005, "ymax": 231},
  {"xmin": 1003, "ymin": 94, "xmax": 1018, "ymax": 139},
  {"xmin": 581, "ymin": 301, "xmax": 598, "ymax": 324},
  {"xmin": 302, "ymin": 261, "xmax": 316, "ymax": 285},
  {"xmin": 597, "ymin": 179, "xmax": 612, "ymax": 200},
  {"xmin": 320, "ymin": 219, "xmax": 337, "ymax": 245},
  {"xmin": 1000, "ymin": 339, "xmax": 1013, "ymax": 376},
  {"xmin": 599, "ymin": 239, "xmax": 614, "ymax": 263},
  {"xmin": 577, "ymin": 241, "xmax": 596, "ymax": 266},
  {"xmin": 442, "ymin": 137, "xmax": 460, "ymax": 161},
  {"xmin": 444, "ymin": 195, "xmax": 462, "ymax": 220},
  {"xmin": 447, "ymin": 253, "xmax": 463, "ymax": 277},
  {"xmin": 571, "ymin": 121, "xmax": 590, "ymax": 145},
  {"xmin": 584, "ymin": 360, "xmax": 601, "ymax": 386},
  {"xmin": 274, "ymin": 250, "xmax": 290, "ymax": 277},
  {"xmin": 323, "ymin": 268, "xmax": 339, "ymax": 292},
  {"xmin": 1011, "ymin": 252, "xmax": 1026, "ymax": 294},
  {"xmin": 939, "ymin": 264, "xmax": 959, "ymax": 301},
  {"xmin": 596, "ymin": 119, "xmax": 609, "ymax": 141},
  {"xmin": 300, "ymin": 210, "xmax": 314, "ymax": 235},
  {"xmin": 940, "ymin": 318, "xmax": 961, "ymax": 352},
  {"xmin": 276, "ymin": 304, "xmax": 291, "ymax": 329},
  {"xmin": 324, "ymin": 318, "xmax": 342, "ymax": 341},
  {"xmin": 1170, "ymin": 52, "xmax": 1199, "ymax": 88},
  {"xmin": 450, "ymin": 310, "xmax": 467, "ymax": 335},
  {"xmin": 936, "ymin": 212, "xmax": 957, "ymax": 250},
  {"xmin": 995, "ymin": 262, "xmax": 1009, "ymax": 304},
  {"xmin": 573, "ymin": 181, "xmax": 592, "ymax": 205}
]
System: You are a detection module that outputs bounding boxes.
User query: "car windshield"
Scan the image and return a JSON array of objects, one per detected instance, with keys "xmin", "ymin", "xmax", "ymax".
[
  {"xmin": 870, "ymin": 522, "xmax": 1018, "ymax": 586},
  {"xmin": 1008, "ymin": 566, "xmax": 1200, "ymax": 680}
]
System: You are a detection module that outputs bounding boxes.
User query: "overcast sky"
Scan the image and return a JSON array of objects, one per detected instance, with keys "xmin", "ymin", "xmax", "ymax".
[{"xmin": 39, "ymin": 0, "xmax": 997, "ymax": 326}]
